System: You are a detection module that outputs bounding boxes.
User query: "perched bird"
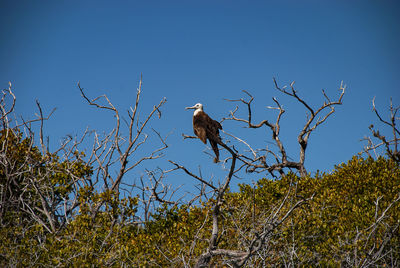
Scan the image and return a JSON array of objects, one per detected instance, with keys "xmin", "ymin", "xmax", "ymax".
[{"xmin": 185, "ymin": 103, "xmax": 222, "ymax": 163}]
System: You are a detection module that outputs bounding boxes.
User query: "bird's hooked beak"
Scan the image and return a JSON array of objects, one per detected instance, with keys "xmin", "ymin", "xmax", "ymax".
[{"xmin": 185, "ymin": 105, "xmax": 196, "ymax": 110}]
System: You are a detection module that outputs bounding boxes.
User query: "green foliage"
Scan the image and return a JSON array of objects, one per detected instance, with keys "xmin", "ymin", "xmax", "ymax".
[
  {"xmin": 0, "ymin": 129, "xmax": 93, "ymax": 227},
  {"xmin": 1, "ymin": 127, "xmax": 399, "ymax": 266},
  {"xmin": 222, "ymin": 156, "xmax": 400, "ymax": 266},
  {"xmin": 0, "ymin": 129, "xmax": 93, "ymax": 266},
  {"xmin": 293, "ymin": 156, "xmax": 400, "ymax": 266}
]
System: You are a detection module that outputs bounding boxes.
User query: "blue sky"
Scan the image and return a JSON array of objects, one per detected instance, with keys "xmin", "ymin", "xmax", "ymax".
[{"xmin": 1, "ymin": 1, "xmax": 399, "ymax": 192}]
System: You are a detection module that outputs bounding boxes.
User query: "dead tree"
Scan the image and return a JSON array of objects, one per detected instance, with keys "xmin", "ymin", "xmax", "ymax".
[
  {"xmin": 76, "ymin": 75, "xmax": 168, "ymax": 221},
  {"xmin": 223, "ymin": 78, "xmax": 345, "ymax": 177},
  {"xmin": 362, "ymin": 97, "xmax": 399, "ymax": 163}
]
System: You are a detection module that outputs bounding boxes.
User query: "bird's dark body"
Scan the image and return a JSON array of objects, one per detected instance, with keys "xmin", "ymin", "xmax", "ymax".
[{"xmin": 193, "ymin": 110, "xmax": 222, "ymax": 163}]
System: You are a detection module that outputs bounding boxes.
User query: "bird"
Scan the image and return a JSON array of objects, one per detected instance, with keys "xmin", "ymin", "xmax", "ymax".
[{"xmin": 185, "ymin": 103, "xmax": 222, "ymax": 163}]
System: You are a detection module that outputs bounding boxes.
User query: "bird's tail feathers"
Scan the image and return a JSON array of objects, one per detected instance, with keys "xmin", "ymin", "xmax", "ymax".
[{"xmin": 210, "ymin": 139, "xmax": 220, "ymax": 163}]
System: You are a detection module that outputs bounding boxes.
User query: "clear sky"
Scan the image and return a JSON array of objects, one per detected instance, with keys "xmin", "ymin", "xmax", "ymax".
[{"xmin": 1, "ymin": 1, "xmax": 399, "ymax": 192}]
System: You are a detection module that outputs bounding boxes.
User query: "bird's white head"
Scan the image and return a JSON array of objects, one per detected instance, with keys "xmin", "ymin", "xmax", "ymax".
[{"xmin": 185, "ymin": 103, "xmax": 203, "ymax": 115}]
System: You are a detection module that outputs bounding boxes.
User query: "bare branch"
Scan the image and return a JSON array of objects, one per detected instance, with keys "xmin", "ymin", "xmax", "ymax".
[
  {"xmin": 0, "ymin": 82, "xmax": 16, "ymax": 128},
  {"xmin": 364, "ymin": 97, "xmax": 399, "ymax": 162},
  {"xmin": 168, "ymin": 160, "xmax": 217, "ymax": 190}
]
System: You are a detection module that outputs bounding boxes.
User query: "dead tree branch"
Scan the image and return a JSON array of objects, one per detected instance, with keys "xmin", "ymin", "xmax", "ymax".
[{"xmin": 0, "ymin": 82, "xmax": 16, "ymax": 129}]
